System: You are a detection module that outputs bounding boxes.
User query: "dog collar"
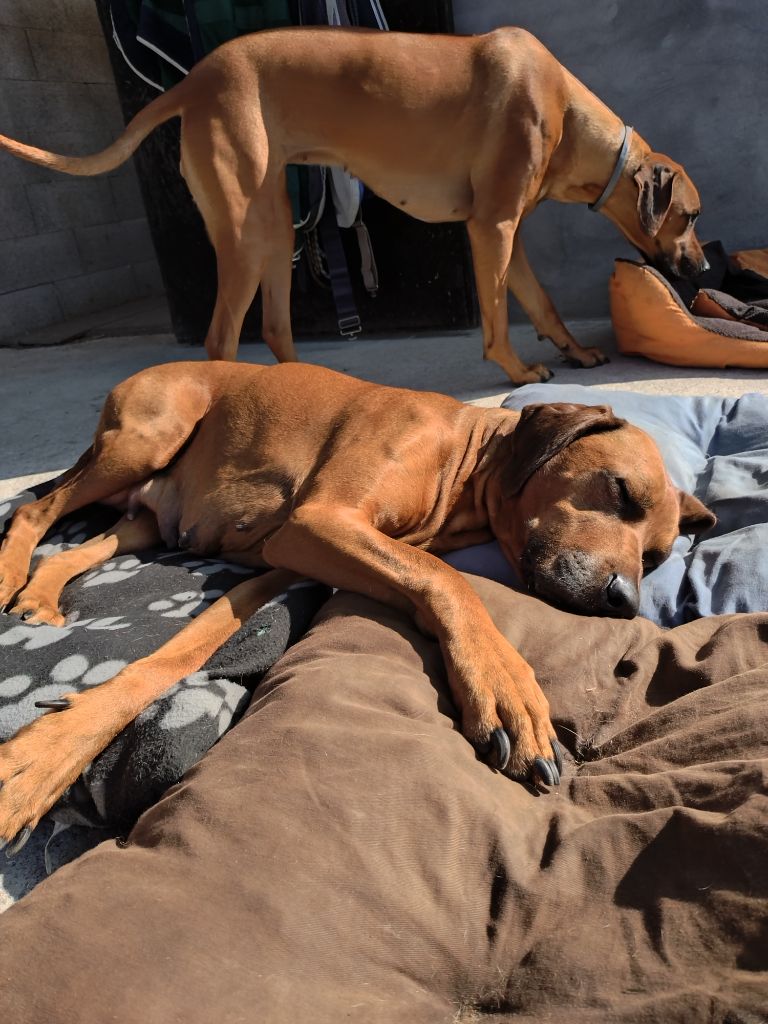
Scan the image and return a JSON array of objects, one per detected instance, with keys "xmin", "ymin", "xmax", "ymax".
[{"xmin": 589, "ymin": 124, "xmax": 633, "ymax": 212}]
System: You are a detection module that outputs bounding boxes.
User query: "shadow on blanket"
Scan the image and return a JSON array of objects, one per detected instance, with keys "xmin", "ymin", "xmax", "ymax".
[{"xmin": 0, "ymin": 575, "xmax": 765, "ymax": 1021}]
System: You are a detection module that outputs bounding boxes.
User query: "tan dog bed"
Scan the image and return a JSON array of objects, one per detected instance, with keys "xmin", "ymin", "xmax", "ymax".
[{"xmin": 610, "ymin": 245, "xmax": 768, "ymax": 368}]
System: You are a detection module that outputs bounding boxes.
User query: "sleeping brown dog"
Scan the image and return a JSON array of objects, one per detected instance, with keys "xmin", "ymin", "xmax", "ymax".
[
  {"xmin": 0, "ymin": 27, "xmax": 708, "ymax": 383},
  {"xmin": 0, "ymin": 363, "xmax": 715, "ymax": 855}
]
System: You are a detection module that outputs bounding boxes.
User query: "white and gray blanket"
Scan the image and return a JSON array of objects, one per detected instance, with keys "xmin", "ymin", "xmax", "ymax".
[{"xmin": 0, "ymin": 490, "xmax": 329, "ymax": 835}]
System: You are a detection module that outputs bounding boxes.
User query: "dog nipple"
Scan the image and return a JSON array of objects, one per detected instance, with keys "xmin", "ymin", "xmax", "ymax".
[{"xmin": 178, "ymin": 526, "xmax": 196, "ymax": 550}]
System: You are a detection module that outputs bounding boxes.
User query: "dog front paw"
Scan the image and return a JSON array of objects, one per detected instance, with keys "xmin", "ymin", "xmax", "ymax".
[
  {"xmin": 0, "ymin": 697, "xmax": 81, "ymax": 855},
  {"xmin": 455, "ymin": 646, "xmax": 564, "ymax": 788},
  {"xmin": 473, "ymin": 726, "xmax": 564, "ymax": 786}
]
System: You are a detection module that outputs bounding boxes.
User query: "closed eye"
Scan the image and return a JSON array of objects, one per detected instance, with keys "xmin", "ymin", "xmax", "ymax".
[
  {"xmin": 613, "ymin": 476, "xmax": 643, "ymax": 519},
  {"xmin": 643, "ymin": 548, "xmax": 669, "ymax": 573}
]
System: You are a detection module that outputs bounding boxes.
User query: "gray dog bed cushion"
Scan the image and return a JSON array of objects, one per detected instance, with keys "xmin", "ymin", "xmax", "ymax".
[
  {"xmin": 444, "ymin": 383, "xmax": 768, "ymax": 627},
  {"xmin": 0, "ymin": 490, "xmax": 329, "ymax": 834}
]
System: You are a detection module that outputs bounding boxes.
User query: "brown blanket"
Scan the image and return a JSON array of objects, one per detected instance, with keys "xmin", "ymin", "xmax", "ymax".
[{"xmin": 0, "ymin": 575, "xmax": 766, "ymax": 1022}]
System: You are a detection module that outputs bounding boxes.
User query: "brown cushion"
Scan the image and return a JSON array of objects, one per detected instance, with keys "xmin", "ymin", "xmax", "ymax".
[
  {"xmin": 730, "ymin": 246, "xmax": 768, "ymax": 279},
  {"xmin": 610, "ymin": 259, "xmax": 768, "ymax": 368},
  {"xmin": 0, "ymin": 575, "xmax": 766, "ymax": 1023}
]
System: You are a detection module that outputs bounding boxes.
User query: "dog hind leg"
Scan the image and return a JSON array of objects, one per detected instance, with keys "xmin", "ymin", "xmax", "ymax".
[
  {"xmin": 0, "ymin": 369, "xmax": 209, "ymax": 611},
  {"xmin": 204, "ymin": 227, "xmax": 267, "ymax": 361},
  {"xmin": 9, "ymin": 509, "xmax": 161, "ymax": 626},
  {"xmin": 260, "ymin": 180, "xmax": 297, "ymax": 364},
  {"xmin": 206, "ymin": 183, "xmax": 298, "ymax": 365},
  {"xmin": 181, "ymin": 110, "xmax": 297, "ymax": 363}
]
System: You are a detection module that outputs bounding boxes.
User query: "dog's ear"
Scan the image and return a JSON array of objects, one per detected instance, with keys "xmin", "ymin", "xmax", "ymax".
[
  {"xmin": 634, "ymin": 161, "xmax": 677, "ymax": 238},
  {"xmin": 504, "ymin": 402, "xmax": 624, "ymax": 497},
  {"xmin": 677, "ymin": 489, "xmax": 717, "ymax": 535}
]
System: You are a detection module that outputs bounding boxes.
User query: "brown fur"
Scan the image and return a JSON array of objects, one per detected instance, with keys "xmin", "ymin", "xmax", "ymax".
[
  {"xmin": 0, "ymin": 27, "xmax": 707, "ymax": 383},
  {"xmin": 0, "ymin": 363, "xmax": 715, "ymax": 846}
]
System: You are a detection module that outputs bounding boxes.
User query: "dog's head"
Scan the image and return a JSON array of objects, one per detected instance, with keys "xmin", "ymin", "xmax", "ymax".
[
  {"xmin": 491, "ymin": 403, "xmax": 715, "ymax": 618},
  {"xmin": 604, "ymin": 146, "xmax": 707, "ymax": 280},
  {"xmin": 619, "ymin": 151, "xmax": 708, "ymax": 279}
]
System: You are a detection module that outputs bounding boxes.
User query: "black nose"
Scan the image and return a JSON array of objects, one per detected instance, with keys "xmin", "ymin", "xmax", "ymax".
[{"xmin": 601, "ymin": 573, "xmax": 640, "ymax": 618}]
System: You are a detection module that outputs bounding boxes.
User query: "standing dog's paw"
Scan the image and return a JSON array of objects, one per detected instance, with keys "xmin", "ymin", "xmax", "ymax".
[
  {"xmin": 565, "ymin": 345, "xmax": 609, "ymax": 368},
  {"xmin": 510, "ymin": 363, "xmax": 554, "ymax": 386}
]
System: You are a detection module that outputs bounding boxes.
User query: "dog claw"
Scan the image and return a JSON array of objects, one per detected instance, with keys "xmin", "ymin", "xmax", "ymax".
[
  {"xmin": 475, "ymin": 727, "xmax": 511, "ymax": 772},
  {"xmin": 35, "ymin": 698, "xmax": 70, "ymax": 711},
  {"xmin": 490, "ymin": 728, "xmax": 511, "ymax": 771},
  {"xmin": 552, "ymin": 740, "xmax": 564, "ymax": 776},
  {"xmin": 532, "ymin": 756, "xmax": 559, "ymax": 787},
  {"xmin": 4, "ymin": 826, "xmax": 32, "ymax": 859}
]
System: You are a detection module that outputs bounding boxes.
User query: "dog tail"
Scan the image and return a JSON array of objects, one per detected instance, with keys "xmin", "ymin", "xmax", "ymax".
[{"xmin": 0, "ymin": 87, "xmax": 182, "ymax": 176}]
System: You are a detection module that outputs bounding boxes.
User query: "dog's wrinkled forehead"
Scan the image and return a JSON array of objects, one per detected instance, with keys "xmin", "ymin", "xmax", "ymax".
[{"xmin": 504, "ymin": 402, "xmax": 625, "ymax": 497}]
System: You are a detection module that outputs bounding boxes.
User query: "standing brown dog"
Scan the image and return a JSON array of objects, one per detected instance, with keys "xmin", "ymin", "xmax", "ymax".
[
  {"xmin": 0, "ymin": 27, "xmax": 707, "ymax": 383},
  {"xmin": 0, "ymin": 363, "xmax": 715, "ymax": 853}
]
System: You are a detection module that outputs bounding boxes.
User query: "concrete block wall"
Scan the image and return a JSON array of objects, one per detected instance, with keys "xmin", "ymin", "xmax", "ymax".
[
  {"xmin": 453, "ymin": 0, "xmax": 767, "ymax": 319},
  {"xmin": 0, "ymin": 0, "xmax": 163, "ymax": 344}
]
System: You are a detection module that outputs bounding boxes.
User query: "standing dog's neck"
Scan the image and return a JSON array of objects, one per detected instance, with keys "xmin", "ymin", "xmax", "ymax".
[
  {"xmin": 587, "ymin": 125, "xmax": 634, "ymax": 212},
  {"xmin": 544, "ymin": 75, "xmax": 649, "ymax": 210}
]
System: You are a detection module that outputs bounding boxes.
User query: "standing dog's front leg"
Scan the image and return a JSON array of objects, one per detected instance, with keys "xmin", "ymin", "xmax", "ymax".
[
  {"xmin": 506, "ymin": 237, "xmax": 608, "ymax": 368},
  {"xmin": 467, "ymin": 218, "xmax": 554, "ymax": 387},
  {"xmin": 263, "ymin": 505, "xmax": 562, "ymax": 786}
]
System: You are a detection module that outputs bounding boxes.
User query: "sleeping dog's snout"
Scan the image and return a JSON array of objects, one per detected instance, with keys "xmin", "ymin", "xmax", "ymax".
[
  {"xmin": 600, "ymin": 572, "xmax": 639, "ymax": 618},
  {"xmin": 522, "ymin": 544, "xmax": 640, "ymax": 619}
]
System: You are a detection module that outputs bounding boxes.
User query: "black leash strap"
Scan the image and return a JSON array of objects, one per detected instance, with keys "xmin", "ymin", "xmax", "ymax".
[{"xmin": 318, "ymin": 201, "xmax": 362, "ymax": 337}]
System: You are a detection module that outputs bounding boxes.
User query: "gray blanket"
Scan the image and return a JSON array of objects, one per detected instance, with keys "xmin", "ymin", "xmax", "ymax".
[{"xmin": 0, "ymin": 490, "xmax": 329, "ymax": 832}]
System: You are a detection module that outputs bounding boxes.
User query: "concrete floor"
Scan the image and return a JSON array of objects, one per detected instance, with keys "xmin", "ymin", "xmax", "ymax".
[{"xmin": 2, "ymin": 317, "xmax": 768, "ymax": 499}]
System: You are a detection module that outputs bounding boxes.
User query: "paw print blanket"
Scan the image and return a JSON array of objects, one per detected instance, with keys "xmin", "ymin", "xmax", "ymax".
[{"xmin": 0, "ymin": 491, "xmax": 328, "ymax": 833}]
